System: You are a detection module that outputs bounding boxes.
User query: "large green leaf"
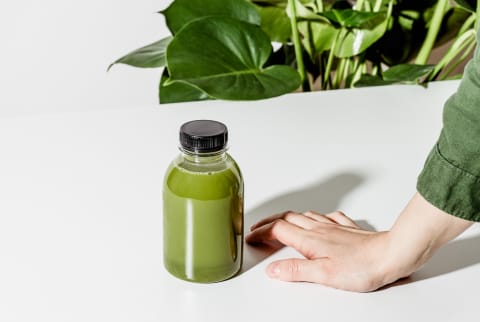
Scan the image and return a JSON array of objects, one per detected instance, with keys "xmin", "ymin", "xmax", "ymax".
[
  {"xmin": 334, "ymin": 25, "xmax": 385, "ymax": 57},
  {"xmin": 161, "ymin": 0, "xmax": 261, "ymax": 34},
  {"xmin": 354, "ymin": 64, "xmax": 435, "ymax": 87},
  {"xmin": 382, "ymin": 63, "xmax": 435, "ymax": 81},
  {"xmin": 300, "ymin": 21, "xmax": 339, "ymax": 56},
  {"xmin": 159, "ymin": 69, "xmax": 209, "ymax": 104},
  {"xmin": 290, "ymin": 4, "xmax": 391, "ymax": 58},
  {"xmin": 255, "ymin": 5, "xmax": 292, "ymax": 43},
  {"xmin": 323, "ymin": 9, "xmax": 383, "ymax": 28},
  {"xmin": 353, "ymin": 75, "xmax": 398, "ymax": 87},
  {"xmin": 334, "ymin": 9, "xmax": 391, "ymax": 58},
  {"xmin": 166, "ymin": 17, "xmax": 301, "ymax": 100},
  {"xmin": 108, "ymin": 37, "xmax": 172, "ymax": 71}
]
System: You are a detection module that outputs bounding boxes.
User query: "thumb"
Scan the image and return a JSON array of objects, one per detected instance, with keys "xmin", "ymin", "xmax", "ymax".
[{"xmin": 266, "ymin": 258, "xmax": 328, "ymax": 283}]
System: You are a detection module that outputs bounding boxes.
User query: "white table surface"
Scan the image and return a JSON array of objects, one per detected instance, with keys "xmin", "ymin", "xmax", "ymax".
[{"xmin": 1, "ymin": 80, "xmax": 479, "ymax": 322}]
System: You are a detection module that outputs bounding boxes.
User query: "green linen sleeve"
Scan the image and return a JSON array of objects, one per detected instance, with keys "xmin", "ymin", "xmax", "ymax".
[{"xmin": 417, "ymin": 33, "xmax": 480, "ymax": 222}]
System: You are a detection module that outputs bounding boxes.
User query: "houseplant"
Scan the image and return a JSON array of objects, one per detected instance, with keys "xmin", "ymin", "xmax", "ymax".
[{"xmin": 109, "ymin": 0, "xmax": 479, "ymax": 103}]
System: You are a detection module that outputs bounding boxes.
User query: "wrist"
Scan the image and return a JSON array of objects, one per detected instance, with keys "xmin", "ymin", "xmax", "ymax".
[
  {"xmin": 367, "ymin": 230, "xmax": 415, "ymax": 288},
  {"xmin": 380, "ymin": 193, "xmax": 472, "ymax": 285},
  {"xmin": 379, "ymin": 230, "xmax": 429, "ymax": 285}
]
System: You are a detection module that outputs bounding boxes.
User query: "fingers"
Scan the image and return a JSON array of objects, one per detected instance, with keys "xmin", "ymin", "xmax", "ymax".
[
  {"xmin": 282, "ymin": 212, "xmax": 319, "ymax": 230},
  {"xmin": 250, "ymin": 210, "xmax": 360, "ymax": 234},
  {"xmin": 303, "ymin": 210, "xmax": 360, "ymax": 229},
  {"xmin": 324, "ymin": 211, "xmax": 360, "ymax": 228},
  {"xmin": 250, "ymin": 211, "xmax": 318, "ymax": 231},
  {"xmin": 245, "ymin": 219, "xmax": 316, "ymax": 257},
  {"xmin": 266, "ymin": 258, "xmax": 330, "ymax": 284},
  {"xmin": 303, "ymin": 211, "xmax": 335, "ymax": 224},
  {"xmin": 250, "ymin": 211, "xmax": 297, "ymax": 231}
]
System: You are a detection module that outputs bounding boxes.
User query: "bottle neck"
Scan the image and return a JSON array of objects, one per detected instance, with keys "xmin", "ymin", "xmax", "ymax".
[{"xmin": 180, "ymin": 147, "xmax": 228, "ymax": 164}]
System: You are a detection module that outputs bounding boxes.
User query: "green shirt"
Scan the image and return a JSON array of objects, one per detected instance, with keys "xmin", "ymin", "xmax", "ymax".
[{"xmin": 417, "ymin": 31, "xmax": 480, "ymax": 222}]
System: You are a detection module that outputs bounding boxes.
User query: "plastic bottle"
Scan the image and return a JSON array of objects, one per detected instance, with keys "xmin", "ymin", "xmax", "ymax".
[{"xmin": 163, "ymin": 120, "xmax": 244, "ymax": 282}]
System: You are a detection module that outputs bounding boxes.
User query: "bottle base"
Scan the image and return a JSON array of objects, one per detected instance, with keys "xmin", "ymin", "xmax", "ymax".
[{"xmin": 164, "ymin": 260, "xmax": 242, "ymax": 283}]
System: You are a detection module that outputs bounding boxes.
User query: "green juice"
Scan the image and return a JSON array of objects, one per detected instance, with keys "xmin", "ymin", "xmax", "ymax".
[{"xmin": 163, "ymin": 155, "xmax": 243, "ymax": 283}]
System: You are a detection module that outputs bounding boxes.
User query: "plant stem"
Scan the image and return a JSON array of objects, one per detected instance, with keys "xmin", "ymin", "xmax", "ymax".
[
  {"xmin": 287, "ymin": 0, "xmax": 311, "ymax": 91},
  {"xmin": 351, "ymin": 62, "xmax": 365, "ymax": 85},
  {"xmin": 361, "ymin": 62, "xmax": 368, "ymax": 74},
  {"xmin": 319, "ymin": 53, "xmax": 325, "ymax": 89},
  {"xmin": 343, "ymin": 59, "xmax": 352, "ymax": 86},
  {"xmin": 476, "ymin": 0, "xmax": 480, "ymax": 32},
  {"xmin": 415, "ymin": 0, "xmax": 449, "ymax": 65},
  {"xmin": 373, "ymin": 0, "xmax": 383, "ymax": 12},
  {"xmin": 347, "ymin": 56, "xmax": 366, "ymax": 87},
  {"xmin": 352, "ymin": 58, "xmax": 360, "ymax": 76},
  {"xmin": 315, "ymin": 0, "xmax": 324, "ymax": 12},
  {"xmin": 323, "ymin": 35, "xmax": 338, "ymax": 90},
  {"xmin": 459, "ymin": 13, "xmax": 476, "ymax": 36},
  {"xmin": 430, "ymin": 28, "xmax": 476, "ymax": 80},
  {"xmin": 440, "ymin": 40, "xmax": 476, "ymax": 80},
  {"xmin": 356, "ymin": 0, "xmax": 365, "ymax": 11},
  {"xmin": 307, "ymin": 22, "xmax": 316, "ymax": 60},
  {"xmin": 333, "ymin": 58, "xmax": 346, "ymax": 89},
  {"xmin": 363, "ymin": 0, "xmax": 372, "ymax": 12}
]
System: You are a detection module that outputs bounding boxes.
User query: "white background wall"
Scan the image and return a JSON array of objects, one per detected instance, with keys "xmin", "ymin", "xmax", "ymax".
[{"xmin": 0, "ymin": 0, "xmax": 172, "ymax": 116}]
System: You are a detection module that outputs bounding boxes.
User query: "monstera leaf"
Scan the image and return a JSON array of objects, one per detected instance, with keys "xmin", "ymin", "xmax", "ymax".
[
  {"xmin": 159, "ymin": 69, "xmax": 209, "ymax": 104},
  {"xmin": 165, "ymin": 17, "xmax": 301, "ymax": 100},
  {"xmin": 108, "ymin": 37, "xmax": 172, "ymax": 70},
  {"xmin": 355, "ymin": 64, "xmax": 435, "ymax": 86},
  {"xmin": 162, "ymin": 0, "xmax": 261, "ymax": 34},
  {"xmin": 255, "ymin": 4, "xmax": 292, "ymax": 43},
  {"xmin": 331, "ymin": 9, "xmax": 391, "ymax": 58},
  {"xmin": 323, "ymin": 9, "xmax": 383, "ymax": 28}
]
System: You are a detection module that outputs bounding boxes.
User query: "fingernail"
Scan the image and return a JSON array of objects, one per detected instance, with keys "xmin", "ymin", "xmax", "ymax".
[{"xmin": 267, "ymin": 264, "xmax": 281, "ymax": 278}]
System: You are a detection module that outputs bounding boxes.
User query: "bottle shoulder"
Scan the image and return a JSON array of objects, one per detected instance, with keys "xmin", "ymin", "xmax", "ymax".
[
  {"xmin": 164, "ymin": 153, "xmax": 243, "ymax": 200},
  {"xmin": 170, "ymin": 153, "xmax": 241, "ymax": 176}
]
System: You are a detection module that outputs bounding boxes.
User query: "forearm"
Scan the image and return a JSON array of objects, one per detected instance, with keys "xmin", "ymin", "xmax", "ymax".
[{"xmin": 384, "ymin": 192, "xmax": 472, "ymax": 282}]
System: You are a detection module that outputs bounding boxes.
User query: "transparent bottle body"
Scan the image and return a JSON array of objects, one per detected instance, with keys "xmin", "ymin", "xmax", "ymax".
[{"xmin": 162, "ymin": 149, "xmax": 244, "ymax": 283}]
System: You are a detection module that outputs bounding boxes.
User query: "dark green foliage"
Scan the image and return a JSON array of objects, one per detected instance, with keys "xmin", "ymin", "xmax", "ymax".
[{"xmin": 110, "ymin": 0, "xmax": 478, "ymax": 104}]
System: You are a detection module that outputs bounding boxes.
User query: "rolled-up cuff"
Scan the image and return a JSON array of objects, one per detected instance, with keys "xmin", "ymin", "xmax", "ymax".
[{"xmin": 417, "ymin": 143, "xmax": 480, "ymax": 222}]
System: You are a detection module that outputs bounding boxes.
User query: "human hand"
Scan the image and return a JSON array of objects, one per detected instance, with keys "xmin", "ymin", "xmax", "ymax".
[
  {"xmin": 246, "ymin": 210, "xmax": 394, "ymax": 292},
  {"xmin": 245, "ymin": 193, "xmax": 472, "ymax": 292}
]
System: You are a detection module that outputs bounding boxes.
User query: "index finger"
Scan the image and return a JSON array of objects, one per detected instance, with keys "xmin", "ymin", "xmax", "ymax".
[
  {"xmin": 246, "ymin": 219, "xmax": 316, "ymax": 258},
  {"xmin": 250, "ymin": 210, "xmax": 300, "ymax": 231}
]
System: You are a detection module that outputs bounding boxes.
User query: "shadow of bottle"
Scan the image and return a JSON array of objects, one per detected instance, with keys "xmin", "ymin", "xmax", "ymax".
[{"xmin": 240, "ymin": 172, "xmax": 366, "ymax": 274}]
